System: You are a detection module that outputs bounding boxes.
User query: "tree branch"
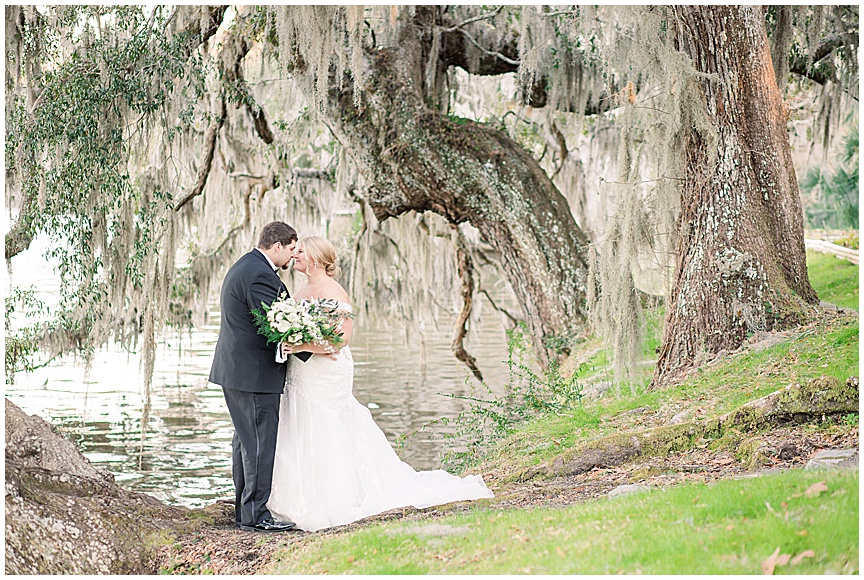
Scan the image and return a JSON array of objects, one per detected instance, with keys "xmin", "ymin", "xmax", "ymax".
[
  {"xmin": 451, "ymin": 225, "xmax": 484, "ymax": 382},
  {"xmin": 5, "ymin": 193, "xmax": 36, "ymax": 260},
  {"xmin": 439, "ymin": 17, "xmax": 520, "ymax": 76},
  {"xmin": 440, "ymin": 6, "xmax": 504, "ymax": 32},
  {"xmin": 174, "ymin": 97, "xmax": 226, "ymax": 211},
  {"xmin": 247, "ymin": 104, "xmax": 274, "ymax": 143},
  {"xmin": 458, "ymin": 28, "xmax": 520, "ymax": 66},
  {"xmin": 479, "ymin": 288, "xmax": 521, "ymax": 327},
  {"xmin": 537, "ymin": 10, "xmax": 578, "ymax": 18},
  {"xmin": 221, "ymin": 11, "xmax": 276, "ymax": 144},
  {"xmin": 788, "ymin": 32, "xmax": 855, "ymax": 86},
  {"xmin": 293, "ymin": 168, "xmax": 332, "ymax": 180},
  {"xmin": 437, "ymin": 17, "xmax": 613, "ymax": 113},
  {"xmin": 175, "ymin": 5, "xmax": 226, "ymax": 47}
]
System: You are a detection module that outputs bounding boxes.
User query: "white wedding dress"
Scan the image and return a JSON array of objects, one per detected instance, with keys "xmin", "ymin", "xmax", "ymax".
[{"xmin": 267, "ymin": 303, "xmax": 493, "ymax": 532}]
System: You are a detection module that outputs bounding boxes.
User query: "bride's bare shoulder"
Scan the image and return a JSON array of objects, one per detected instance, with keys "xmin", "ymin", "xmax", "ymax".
[
  {"xmin": 303, "ymin": 278, "xmax": 349, "ymax": 303},
  {"xmin": 325, "ymin": 278, "xmax": 350, "ymax": 303}
]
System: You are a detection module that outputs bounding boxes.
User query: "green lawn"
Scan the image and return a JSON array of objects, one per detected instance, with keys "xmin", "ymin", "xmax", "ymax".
[
  {"xmin": 264, "ymin": 469, "xmax": 858, "ymax": 574},
  {"xmin": 807, "ymin": 250, "xmax": 859, "ymax": 310}
]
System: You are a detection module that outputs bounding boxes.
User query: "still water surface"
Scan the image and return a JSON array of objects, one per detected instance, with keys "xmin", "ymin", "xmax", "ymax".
[{"xmin": 6, "ymin": 240, "xmax": 511, "ymax": 508}]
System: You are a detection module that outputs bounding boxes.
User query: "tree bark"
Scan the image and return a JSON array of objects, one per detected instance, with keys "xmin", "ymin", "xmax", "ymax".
[
  {"xmin": 653, "ymin": 6, "xmax": 819, "ymax": 385},
  {"xmin": 317, "ymin": 20, "xmax": 590, "ymax": 367},
  {"xmin": 5, "ymin": 400, "xmax": 192, "ymax": 574}
]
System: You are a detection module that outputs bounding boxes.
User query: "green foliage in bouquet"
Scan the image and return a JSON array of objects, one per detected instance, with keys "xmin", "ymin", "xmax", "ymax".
[{"xmin": 251, "ymin": 293, "xmax": 351, "ymax": 348}]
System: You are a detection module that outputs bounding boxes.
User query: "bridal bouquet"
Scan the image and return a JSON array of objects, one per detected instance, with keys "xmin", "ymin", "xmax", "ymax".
[{"xmin": 252, "ymin": 293, "xmax": 349, "ymax": 349}]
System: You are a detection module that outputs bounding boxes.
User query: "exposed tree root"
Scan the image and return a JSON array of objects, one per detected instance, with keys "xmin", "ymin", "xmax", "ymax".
[
  {"xmin": 5, "ymin": 400, "xmax": 202, "ymax": 574},
  {"xmin": 512, "ymin": 375, "xmax": 859, "ymax": 482}
]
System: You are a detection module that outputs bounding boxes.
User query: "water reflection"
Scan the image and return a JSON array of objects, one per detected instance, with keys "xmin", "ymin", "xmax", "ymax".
[{"xmin": 7, "ymin": 240, "xmax": 512, "ymax": 507}]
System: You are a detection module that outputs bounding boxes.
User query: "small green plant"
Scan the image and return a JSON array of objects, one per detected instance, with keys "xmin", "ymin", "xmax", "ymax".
[
  {"xmin": 445, "ymin": 113, "xmax": 473, "ymax": 126},
  {"xmin": 403, "ymin": 324, "xmax": 584, "ymax": 470},
  {"xmin": 543, "ymin": 330, "xmax": 577, "ymax": 357}
]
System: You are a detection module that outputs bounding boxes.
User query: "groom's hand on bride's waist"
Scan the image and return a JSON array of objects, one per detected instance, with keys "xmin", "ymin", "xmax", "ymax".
[
  {"xmin": 281, "ymin": 343, "xmax": 325, "ymax": 362},
  {"xmin": 275, "ymin": 344, "xmax": 312, "ymax": 363}
]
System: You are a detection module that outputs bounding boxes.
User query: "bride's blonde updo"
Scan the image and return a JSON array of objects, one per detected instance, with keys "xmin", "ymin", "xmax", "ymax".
[{"xmin": 298, "ymin": 235, "xmax": 341, "ymax": 278}]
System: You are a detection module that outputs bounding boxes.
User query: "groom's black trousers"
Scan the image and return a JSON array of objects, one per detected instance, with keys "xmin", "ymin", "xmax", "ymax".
[{"xmin": 222, "ymin": 387, "xmax": 281, "ymax": 526}]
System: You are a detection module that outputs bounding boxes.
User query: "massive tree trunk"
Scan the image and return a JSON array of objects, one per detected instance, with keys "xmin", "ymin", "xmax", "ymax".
[
  {"xmin": 654, "ymin": 6, "xmax": 819, "ymax": 385},
  {"xmin": 305, "ymin": 10, "xmax": 591, "ymax": 368}
]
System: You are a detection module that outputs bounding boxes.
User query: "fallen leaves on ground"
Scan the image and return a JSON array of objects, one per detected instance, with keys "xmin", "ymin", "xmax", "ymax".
[
  {"xmin": 762, "ymin": 547, "xmax": 782, "ymax": 574},
  {"xmin": 804, "ymin": 481, "xmax": 828, "ymax": 497}
]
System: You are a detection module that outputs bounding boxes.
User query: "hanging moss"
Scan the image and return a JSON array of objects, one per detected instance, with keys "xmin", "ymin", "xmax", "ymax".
[{"xmin": 6, "ymin": 5, "xmax": 856, "ymax": 389}]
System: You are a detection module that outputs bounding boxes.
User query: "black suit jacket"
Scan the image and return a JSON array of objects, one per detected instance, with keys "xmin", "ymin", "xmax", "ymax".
[{"xmin": 208, "ymin": 249, "xmax": 293, "ymax": 393}]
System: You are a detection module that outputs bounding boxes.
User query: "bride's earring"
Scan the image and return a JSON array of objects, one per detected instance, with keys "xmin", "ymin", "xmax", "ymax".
[{"xmin": 313, "ymin": 261, "xmax": 318, "ymax": 271}]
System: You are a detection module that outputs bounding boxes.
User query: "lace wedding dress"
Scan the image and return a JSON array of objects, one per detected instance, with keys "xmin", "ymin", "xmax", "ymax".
[{"xmin": 267, "ymin": 303, "xmax": 493, "ymax": 532}]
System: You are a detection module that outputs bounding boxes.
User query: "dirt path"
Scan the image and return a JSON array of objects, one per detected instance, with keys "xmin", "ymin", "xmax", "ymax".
[{"xmin": 157, "ymin": 424, "xmax": 858, "ymax": 574}]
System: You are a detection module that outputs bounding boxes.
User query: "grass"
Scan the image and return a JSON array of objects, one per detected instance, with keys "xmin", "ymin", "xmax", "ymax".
[
  {"xmin": 806, "ymin": 250, "xmax": 859, "ymax": 310},
  {"xmin": 264, "ymin": 468, "xmax": 858, "ymax": 574}
]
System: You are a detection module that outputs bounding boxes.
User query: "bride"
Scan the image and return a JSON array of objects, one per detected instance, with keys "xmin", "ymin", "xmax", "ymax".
[{"xmin": 267, "ymin": 236, "xmax": 493, "ymax": 532}]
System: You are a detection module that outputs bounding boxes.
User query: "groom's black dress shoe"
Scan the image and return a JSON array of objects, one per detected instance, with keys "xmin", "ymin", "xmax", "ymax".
[{"xmin": 239, "ymin": 517, "xmax": 296, "ymax": 533}]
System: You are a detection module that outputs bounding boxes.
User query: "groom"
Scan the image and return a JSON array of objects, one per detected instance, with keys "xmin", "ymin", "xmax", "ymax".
[{"xmin": 209, "ymin": 221, "xmax": 309, "ymax": 533}]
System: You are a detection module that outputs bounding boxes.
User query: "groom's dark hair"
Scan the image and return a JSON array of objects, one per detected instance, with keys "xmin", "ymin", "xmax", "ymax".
[{"xmin": 258, "ymin": 221, "xmax": 298, "ymax": 249}]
